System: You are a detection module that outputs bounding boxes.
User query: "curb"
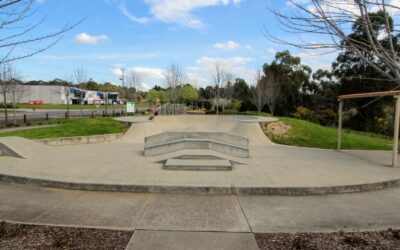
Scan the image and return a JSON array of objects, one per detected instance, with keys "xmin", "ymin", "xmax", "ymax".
[
  {"xmin": 0, "ymin": 173, "xmax": 399, "ymax": 196},
  {"xmin": 35, "ymin": 133, "xmax": 124, "ymax": 146}
]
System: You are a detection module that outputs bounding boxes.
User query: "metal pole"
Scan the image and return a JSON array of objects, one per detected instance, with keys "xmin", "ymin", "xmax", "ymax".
[
  {"xmin": 337, "ymin": 99, "xmax": 343, "ymax": 150},
  {"xmin": 392, "ymin": 96, "xmax": 400, "ymax": 168}
]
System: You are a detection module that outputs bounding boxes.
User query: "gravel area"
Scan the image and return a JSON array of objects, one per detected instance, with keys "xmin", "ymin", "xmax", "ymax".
[
  {"xmin": 0, "ymin": 221, "xmax": 133, "ymax": 250},
  {"xmin": 255, "ymin": 230, "xmax": 400, "ymax": 250}
]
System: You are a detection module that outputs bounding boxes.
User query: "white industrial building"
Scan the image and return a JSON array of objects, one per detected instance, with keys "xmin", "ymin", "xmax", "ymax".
[{"xmin": 0, "ymin": 85, "xmax": 120, "ymax": 105}]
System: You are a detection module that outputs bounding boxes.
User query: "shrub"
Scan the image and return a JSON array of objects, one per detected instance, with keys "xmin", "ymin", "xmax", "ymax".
[
  {"xmin": 292, "ymin": 106, "xmax": 337, "ymax": 126},
  {"xmin": 232, "ymin": 99, "xmax": 242, "ymax": 111}
]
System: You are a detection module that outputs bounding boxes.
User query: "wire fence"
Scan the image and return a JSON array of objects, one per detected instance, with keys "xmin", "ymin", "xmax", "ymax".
[{"xmin": 0, "ymin": 108, "xmax": 128, "ymax": 128}]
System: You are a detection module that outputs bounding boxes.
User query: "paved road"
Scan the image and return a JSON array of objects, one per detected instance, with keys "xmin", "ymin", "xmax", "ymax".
[
  {"xmin": 1, "ymin": 183, "xmax": 400, "ymax": 249},
  {"xmin": 0, "ymin": 109, "xmax": 126, "ymax": 123}
]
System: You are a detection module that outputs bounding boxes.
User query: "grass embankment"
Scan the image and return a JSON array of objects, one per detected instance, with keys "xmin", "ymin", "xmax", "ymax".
[
  {"xmin": 0, "ymin": 118, "xmax": 127, "ymax": 139},
  {"xmin": 263, "ymin": 117, "xmax": 392, "ymax": 150}
]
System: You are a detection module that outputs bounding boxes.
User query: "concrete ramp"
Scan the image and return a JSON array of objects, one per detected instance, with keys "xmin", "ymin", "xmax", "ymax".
[
  {"xmin": 0, "ymin": 137, "xmax": 53, "ymax": 159},
  {"xmin": 144, "ymin": 132, "xmax": 249, "ymax": 158},
  {"xmin": 0, "ymin": 143, "xmax": 24, "ymax": 158},
  {"xmin": 231, "ymin": 118, "xmax": 277, "ymax": 146}
]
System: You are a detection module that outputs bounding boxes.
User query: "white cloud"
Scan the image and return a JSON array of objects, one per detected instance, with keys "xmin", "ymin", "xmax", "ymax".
[
  {"xmin": 267, "ymin": 48, "xmax": 277, "ymax": 55},
  {"xmin": 244, "ymin": 44, "xmax": 253, "ymax": 50},
  {"xmin": 371, "ymin": 0, "xmax": 400, "ymax": 15},
  {"xmin": 213, "ymin": 40, "xmax": 240, "ymax": 50},
  {"xmin": 119, "ymin": 5, "xmax": 149, "ymax": 24},
  {"xmin": 111, "ymin": 67, "xmax": 166, "ymax": 83},
  {"xmin": 75, "ymin": 33, "xmax": 109, "ymax": 45},
  {"xmin": 143, "ymin": 0, "xmax": 242, "ymax": 28},
  {"xmin": 196, "ymin": 56, "xmax": 254, "ymax": 84},
  {"xmin": 295, "ymin": 51, "xmax": 336, "ymax": 71}
]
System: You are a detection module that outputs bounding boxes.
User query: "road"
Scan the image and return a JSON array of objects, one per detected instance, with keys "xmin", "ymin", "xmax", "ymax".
[{"xmin": 0, "ymin": 108, "xmax": 128, "ymax": 123}]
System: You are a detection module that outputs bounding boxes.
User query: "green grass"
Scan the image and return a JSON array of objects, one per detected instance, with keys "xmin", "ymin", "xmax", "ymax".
[
  {"xmin": 0, "ymin": 118, "xmax": 127, "ymax": 139},
  {"xmin": 264, "ymin": 117, "xmax": 392, "ymax": 150}
]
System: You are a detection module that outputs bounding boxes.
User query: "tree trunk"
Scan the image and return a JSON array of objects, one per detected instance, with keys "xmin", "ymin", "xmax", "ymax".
[
  {"xmin": 3, "ymin": 92, "xmax": 8, "ymax": 125},
  {"xmin": 12, "ymin": 93, "xmax": 16, "ymax": 126}
]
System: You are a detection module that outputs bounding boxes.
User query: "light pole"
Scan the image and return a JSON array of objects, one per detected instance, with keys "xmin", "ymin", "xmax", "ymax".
[{"xmin": 119, "ymin": 68, "xmax": 125, "ymax": 104}]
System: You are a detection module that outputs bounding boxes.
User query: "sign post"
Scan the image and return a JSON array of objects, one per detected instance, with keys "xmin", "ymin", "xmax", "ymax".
[{"xmin": 126, "ymin": 101, "xmax": 135, "ymax": 115}]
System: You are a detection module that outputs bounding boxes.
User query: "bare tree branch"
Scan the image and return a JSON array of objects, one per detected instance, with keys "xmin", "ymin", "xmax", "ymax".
[{"xmin": 268, "ymin": 0, "xmax": 400, "ymax": 84}]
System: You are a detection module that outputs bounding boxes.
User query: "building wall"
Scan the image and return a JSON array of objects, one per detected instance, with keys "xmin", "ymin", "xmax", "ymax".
[
  {"xmin": 0, "ymin": 85, "xmax": 120, "ymax": 105},
  {"xmin": 0, "ymin": 85, "xmax": 65, "ymax": 104}
]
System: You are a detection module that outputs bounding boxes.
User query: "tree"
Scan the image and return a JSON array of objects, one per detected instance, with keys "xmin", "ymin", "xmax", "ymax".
[
  {"xmin": 147, "ymin": 89, "xmax": 167, "ymax": 106},
  {"xmin": 264, "ymin": 71, "xmax": 281, "ymax": 116},
  {"xmin": 251, "ymin": 69, "xmax": 268, "ymax": 114},
  {"xmin": 0, "ymin": 0, "xmax": 81, "ymax": 65},
  {"xmin": 0, "ymin": 63, "xmax": 15, "ymax": 125},
  {"xmin": 165, "ymin": 64, "xmax": 187, "ymax": 114},
  {"xmin": 210, "ymin": 61, "xmax": 231, "ymax": 115},
  {"xmin": 125, "ymin": 71, "xmax": 142, "ymax": 102},
  {"xmin": 179, "ymin": 85, "xmax": 199, "ymax": 105},
  {"xmin": 269, "ymin": 1, "xmax": 400, "ymax": 84},
  {"xmin": 72, "ymin": 67, "xmax": 88, "ymax": 117},
  {"xmin": 263, "ymin": 50, "xmax": 312, "ymax": 116}
]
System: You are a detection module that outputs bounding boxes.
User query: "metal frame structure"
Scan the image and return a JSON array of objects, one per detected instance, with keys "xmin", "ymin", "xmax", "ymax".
[{"xmin": 338, "ymin": 90, "xmax": 400, "ymax": 168}]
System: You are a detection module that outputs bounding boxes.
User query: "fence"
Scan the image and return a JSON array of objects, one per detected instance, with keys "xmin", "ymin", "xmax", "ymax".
[
  {"xmin": 0, "ymin": 109, "xmax": 128, "ymax": 128},
  {"xmin": 160, "ymin": 104, "xmax": 187, "ymax": 115}
]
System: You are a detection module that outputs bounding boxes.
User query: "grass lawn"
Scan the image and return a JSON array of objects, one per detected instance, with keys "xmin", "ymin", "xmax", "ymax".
[
  {"xmin": 0, "ymin": 118, "xmax": 127, "ymax": 139},
  {"xmin": 263, "ymin": 117, "xmax": 393, "ymax": 150}
]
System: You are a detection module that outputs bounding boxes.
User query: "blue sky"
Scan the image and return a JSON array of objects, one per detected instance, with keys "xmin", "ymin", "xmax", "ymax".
[{"xmin": 11, "ymin": 0, "xmax": 337, "ymax": 88}]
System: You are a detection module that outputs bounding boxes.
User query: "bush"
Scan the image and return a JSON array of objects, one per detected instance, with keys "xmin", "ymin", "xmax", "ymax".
[
  {"xmin": 292, "ymin": 106, "xmax": 337, "ymax": 126},
  {"xmin": 0, "ymin": 103, "xmax": 13, "ymax": 109},
  {"xmin": 232, "ymin": 99, "xmax": 242, "ymax": 111}
]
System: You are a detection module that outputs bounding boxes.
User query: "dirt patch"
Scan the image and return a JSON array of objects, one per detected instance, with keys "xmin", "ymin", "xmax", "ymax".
[
  {"xmin": 0, "ymin": 221, "xmax": 132, "ymax": 250},
  {"xmin": 262, "ymin": 121, "xmax": 291, "ymax": 137},
  {"xmin": 255, "ymin": 230, "xmax": 400, "ymax": 250}
]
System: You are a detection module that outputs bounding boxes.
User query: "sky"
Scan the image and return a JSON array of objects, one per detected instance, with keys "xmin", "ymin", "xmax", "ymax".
[{"xmin": 0, "ymin": 0, "xmax": 361, "ymax": 88}]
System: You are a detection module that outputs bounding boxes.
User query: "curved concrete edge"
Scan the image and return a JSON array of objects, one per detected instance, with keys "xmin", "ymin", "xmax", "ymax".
[
  {"xmin": 0, "ymin": 173, "xmax": 399, "ymax": 196},
  {"xmin": 239, "ymin": 117, "xmax": 278, "ymax": 123},
  {"xmin": 35, "ymin": 133, "xmax": 124, "ymax": 146}
]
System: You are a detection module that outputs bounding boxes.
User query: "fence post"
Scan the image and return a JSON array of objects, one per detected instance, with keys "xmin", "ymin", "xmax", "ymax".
[
  {"xmin": 112, "ymin": 110, "xmax": 115, "ymax": 116},
  {"xmin": 65, "ymin": 112, "xmax": 67, "ymax": 120},
  {"xmin": 23, "ymin": 114, "xmax": 27, "ymax": 124},
  {"xmin": 46, "ymin": 113, "xmax": 49, "ymax": 121},
  {"xmin": 91, "ymin": 111, "xmax": 94, "ymax": 118}
]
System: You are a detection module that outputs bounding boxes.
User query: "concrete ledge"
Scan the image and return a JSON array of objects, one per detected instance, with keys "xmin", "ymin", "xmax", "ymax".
[
  {"xmin": 0, "ymin": 173, "xmax": 399, "ymax": 196},
  {"xmin": 145, "ymin": 139, "xmax": 249, "ymax": 158},
  {"xmin": 35, "ymin": 133, "xmax": 124, "ymax": 146},
  {"xmin": 145, "ymin": 132, "xmax": 249, "ymax": 148}
]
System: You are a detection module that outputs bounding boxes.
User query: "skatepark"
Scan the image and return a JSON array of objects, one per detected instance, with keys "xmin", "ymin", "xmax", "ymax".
[{"xmin": 0, "ymin": 115, "xmax": 400, "ymax": 195}]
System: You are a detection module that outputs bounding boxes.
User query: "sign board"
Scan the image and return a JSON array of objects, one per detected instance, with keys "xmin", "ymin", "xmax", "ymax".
[{"xmin": 126, "ymin": 102, "xmax": 135, "ymax": 113}]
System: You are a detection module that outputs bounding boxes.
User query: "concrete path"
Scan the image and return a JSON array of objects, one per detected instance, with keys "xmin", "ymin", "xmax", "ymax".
[{"xmin": 2, "ymin": 182, "xmax": 400, "ymax": 249}]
